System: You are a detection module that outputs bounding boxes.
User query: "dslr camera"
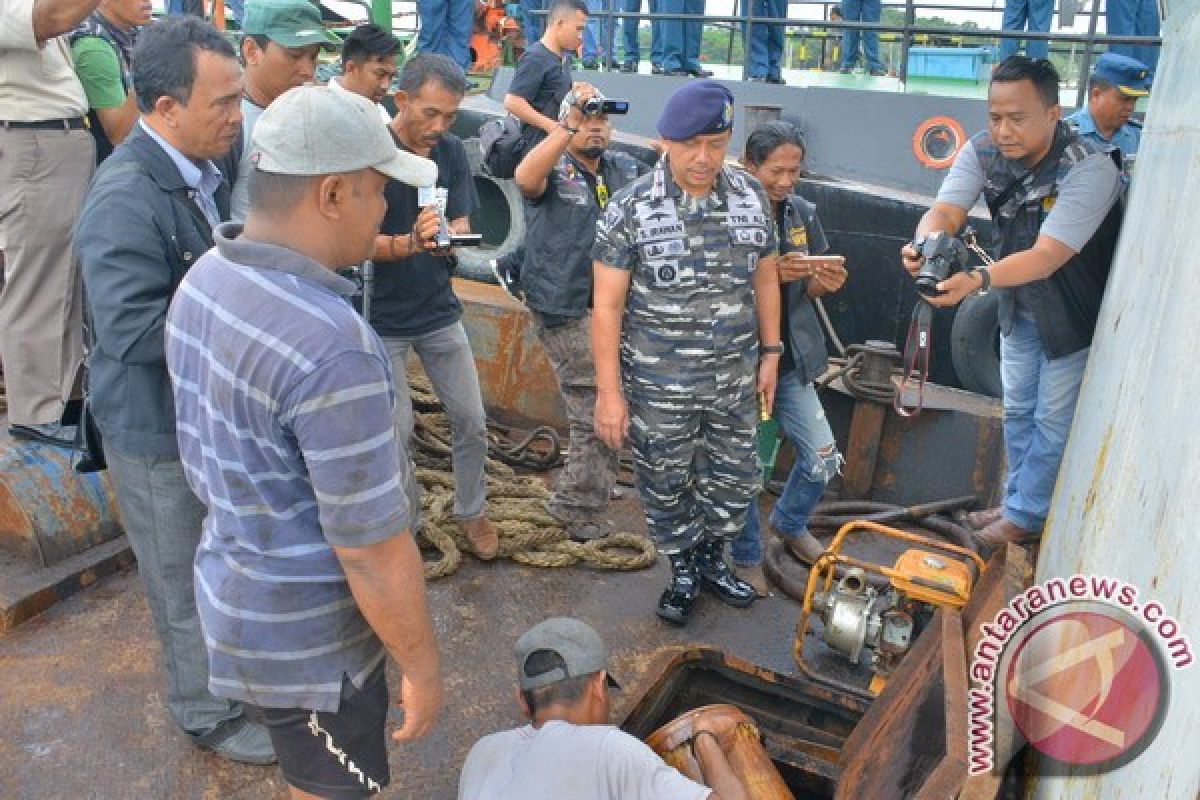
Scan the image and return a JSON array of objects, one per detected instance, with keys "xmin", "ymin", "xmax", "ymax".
[{"xmin": 912, "ymin": 231, "xmax": 969, "ymax": 298}]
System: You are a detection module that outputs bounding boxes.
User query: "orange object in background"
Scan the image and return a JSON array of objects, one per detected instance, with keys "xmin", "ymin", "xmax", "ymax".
[{"xmin": 471, "ymin": 0, "xmax": 522, "ymax": 71}]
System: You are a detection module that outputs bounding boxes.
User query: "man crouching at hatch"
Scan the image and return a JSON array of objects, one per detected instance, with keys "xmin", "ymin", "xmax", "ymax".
[{"xmin": 592, "ymin": 81, "xmax": 783, "ymax": 626}]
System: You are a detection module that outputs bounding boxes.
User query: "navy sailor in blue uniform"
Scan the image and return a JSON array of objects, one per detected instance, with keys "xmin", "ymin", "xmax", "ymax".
[{"xmin": 591, "ymin": 81, "xmax": 783, "ymax": 625}]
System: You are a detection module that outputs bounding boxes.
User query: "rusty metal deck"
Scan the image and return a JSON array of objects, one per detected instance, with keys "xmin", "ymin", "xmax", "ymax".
[{"xmin": 0, "ymin": 492, "xmax": 818, "ymax": 800}]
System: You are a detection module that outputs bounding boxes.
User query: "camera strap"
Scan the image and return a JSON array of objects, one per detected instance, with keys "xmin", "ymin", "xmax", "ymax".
[{"xmin": 894, "ymin": 299, "xmax": 934, "ymax": 417}]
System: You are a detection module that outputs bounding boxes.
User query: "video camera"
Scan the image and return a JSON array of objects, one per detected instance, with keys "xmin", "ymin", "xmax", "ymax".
[
  {"xmin": 419, "ymin": 186, "xmax": 482, "ymax": 250},
  {"xmin": 580, "ymin": 97, "xmax": 630, "ymax": 116},
  {"xmin": 911, "ymin": 231, "xmax": 970, "ymax": 298},
  {"xmin": 562, "ymin": 90, "xmax": 630, "ymax": 120}
]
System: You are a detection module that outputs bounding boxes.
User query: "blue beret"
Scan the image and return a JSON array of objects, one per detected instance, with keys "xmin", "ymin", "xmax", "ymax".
[
  {"xmin": 657, "ymin": 80, "xmax": 735, "ymax": 141},
  {"xmin": 1093, "ymin": 53, "xmax": 1152, "ymax": 96}
]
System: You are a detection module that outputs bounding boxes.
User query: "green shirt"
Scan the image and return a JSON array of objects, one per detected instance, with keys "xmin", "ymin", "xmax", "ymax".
[{"xmin": 71, "ymin": 36, "xmax": 125, "ymax": 109}]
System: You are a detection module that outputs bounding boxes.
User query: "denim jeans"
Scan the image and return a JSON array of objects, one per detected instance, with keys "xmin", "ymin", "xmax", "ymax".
[
  {"xmin": 1000, "ymin": 311, "xmax": 1090, "ymax": 532},
  {"xmin": 746, "ymin": 0, "xmax": 786, "ymax": 79},
  {"xmin": 416, "ymin": 0, "xmax": 475, "ymax": 72},
  {"xmin": 104, "ymin": 446, "xmax": 244, "ymax": 739},
  {"xmin": 1106, "ymin": 0, "xmax": 1160, "ymax": 73},
  {"xmin": 584, "ymin": 0, "xmax": 616, "ymax": 61},
  {"xmin": 732, "ymin": 371, "xmax": 840, "ymax": 566},
  {"xmin": 620, "ymin": 0, "xmax": 659, "ymax": 65},
  {"xmin": 658, "ymin": 0, "xmax": 704, "ymax": 72},
  {"xmin": 384, "ymin": 321, "xmax": 489, "ymax": 524},
  {"xmin": 840, "ymin": 0, "xmax": 885, "ymax": 71},
  {"xmin": 521, "ymin": 0, "xmax": 546, "ymax": 41},
  {"xmin": 998, "ymin": 0, "xmax": 1053, "ymax": 59}
]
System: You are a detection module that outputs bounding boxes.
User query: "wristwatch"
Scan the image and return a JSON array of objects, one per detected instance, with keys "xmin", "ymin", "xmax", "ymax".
[
  {"xmin": 761, "ymin": 343, "xmax": 785, "ymax": 356},
  {"xmin": 971, "ymin": 266, "xmax": 991, "ymax": 295}
]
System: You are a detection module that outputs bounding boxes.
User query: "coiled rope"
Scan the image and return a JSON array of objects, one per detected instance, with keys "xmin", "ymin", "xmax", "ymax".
[{"xmin": 407, "ymin": 372, "xmax": 657, "ymax": 579}]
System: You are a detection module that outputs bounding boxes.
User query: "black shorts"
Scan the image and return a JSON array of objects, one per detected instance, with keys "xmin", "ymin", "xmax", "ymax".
[{"xmin": 258, "ymin": 664, "xmax": 391, "ymax": 799}]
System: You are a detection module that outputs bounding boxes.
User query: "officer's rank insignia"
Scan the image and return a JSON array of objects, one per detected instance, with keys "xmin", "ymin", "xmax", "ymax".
[{"xmin": 723, "ymin": 102, "xmax": 733, "ymax": 128}]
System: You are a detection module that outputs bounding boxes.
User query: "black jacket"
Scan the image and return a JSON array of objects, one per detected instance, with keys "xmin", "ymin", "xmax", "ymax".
[
  {"xmin": 974, "ymin": 124, "xmax": 1122, "ymax": 358},
  {"xmin": 76, "ymin": 125, "xmax": 230, "ymax": 456},
  {"xmin": 520, "ymin": 150, "xmax": 643, "ymax": 317}
]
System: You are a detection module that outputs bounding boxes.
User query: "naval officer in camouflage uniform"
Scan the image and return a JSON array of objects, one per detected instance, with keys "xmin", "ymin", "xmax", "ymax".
[{"xmin": 592, "ymin": 81, "xmax": 783, "ymax": 625}]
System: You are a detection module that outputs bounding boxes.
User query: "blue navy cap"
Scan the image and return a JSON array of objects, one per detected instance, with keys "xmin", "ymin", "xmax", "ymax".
[
  {"xmin": 1093, "ymin": 53, "xmax": 1152, "ymax": 97},
  {"xmin": 657, "ymin": 80, "xmax": 735, "ymax": 141}
]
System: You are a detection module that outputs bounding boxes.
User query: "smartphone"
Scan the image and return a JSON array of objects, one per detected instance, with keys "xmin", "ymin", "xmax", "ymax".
[
  {"xmin": 449, "ymin": 233, "xmax": 483, "ymax": 247},
  {"xmin": 788, "ymin": 254, "xmax": 846, "ymax": 270}
]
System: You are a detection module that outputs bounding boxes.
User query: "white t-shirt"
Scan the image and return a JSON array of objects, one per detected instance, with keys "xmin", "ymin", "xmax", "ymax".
[
  {"xmin": 458, "ymin": 720, "xmax": 712, "ymax": 800},
  {"xmin": 0, "ymin": 0, "xmax": 88, "ymax": 120}
]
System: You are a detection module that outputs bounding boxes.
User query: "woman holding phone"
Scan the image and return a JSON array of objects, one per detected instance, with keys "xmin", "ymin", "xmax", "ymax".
[{"xmin": 732, "ymin": 121, "xmax": 848, "ymax": 595}]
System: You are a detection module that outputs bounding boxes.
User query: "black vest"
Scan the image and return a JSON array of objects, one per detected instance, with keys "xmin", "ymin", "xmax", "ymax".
[
  {"xmin": 70, "ymin": 13, "xmax": 136, "ymax": 164},
  {"xmin": 521, "ymin": 150, "xmax": 642, "ymax": 318},
  {"xmin": 974, "ymin": 123, "xmax": 1123, "ymax": 358}
]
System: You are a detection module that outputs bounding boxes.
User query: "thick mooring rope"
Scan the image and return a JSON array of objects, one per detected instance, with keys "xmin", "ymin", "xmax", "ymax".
[{"xmin": 407, "ymin": 372, "xmax": 657, "ymax": 580}]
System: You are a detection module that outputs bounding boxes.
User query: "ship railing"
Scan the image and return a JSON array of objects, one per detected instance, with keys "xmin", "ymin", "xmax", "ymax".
[{"xmin": 538, "ymin": 0, "xmax": 1161, "ymax": 109}]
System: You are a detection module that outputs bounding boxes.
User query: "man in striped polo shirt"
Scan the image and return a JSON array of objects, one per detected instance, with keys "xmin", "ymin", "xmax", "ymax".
[{"xmin": 166, "ymin": 85, "xmax": 442, "ymax": 798}]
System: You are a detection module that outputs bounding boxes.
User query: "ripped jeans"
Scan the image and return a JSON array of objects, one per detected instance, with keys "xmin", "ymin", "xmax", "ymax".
[{"xmin": 732, "ymin": 370, "xmax": 840, "ymax": 566}]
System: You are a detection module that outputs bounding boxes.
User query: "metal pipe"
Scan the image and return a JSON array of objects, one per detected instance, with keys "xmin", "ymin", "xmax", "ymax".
[{"xmin": 1075, "ymin": 0, "xmax": 1105, "ymax": 109}]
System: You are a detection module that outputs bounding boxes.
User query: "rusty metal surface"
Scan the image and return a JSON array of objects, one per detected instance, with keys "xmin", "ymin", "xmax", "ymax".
[
  {"xmin": 821, "ymin": 385, "xmax": 1006, "ymax": 509},
  {"xmin": 620, "ymin": 645, "xmax": 869, "ymax": 796},
  {"xmin": 0, "ymin": 492, "xmax": 818, "ymax": 800},
  {"xmin": 0, "ymin": 436, "xmax": 123, "ymax": 568},
  {"xmin": 836, "ymin": 608, "xmax": 969, "ymax": 800},
  {"xmin": 454, "ymin": 278, "xmax": 567, "ymax": 430},
  {"xmin": 841, "ymin": 402, "xmax": 886, "ymax": 500}
]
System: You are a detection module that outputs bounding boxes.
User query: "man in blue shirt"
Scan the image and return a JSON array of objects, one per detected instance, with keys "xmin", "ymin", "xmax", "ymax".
[
  {"xmin": 167, "ymin": 84, "xmax": 442, "ymax": 799},
  {"xmin": 1067, "ymin": 52, "xmax": 1150, "ymax": 171}
]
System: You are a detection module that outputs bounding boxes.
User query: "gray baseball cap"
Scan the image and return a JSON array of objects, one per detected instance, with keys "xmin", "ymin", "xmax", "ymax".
[
  {"xmin": 250, "ymin": 85, "xmax": 438, "ymax": 188},
  {"xmin": 515, "ymin": 617, "xmax": 621, "ymax": 691}
]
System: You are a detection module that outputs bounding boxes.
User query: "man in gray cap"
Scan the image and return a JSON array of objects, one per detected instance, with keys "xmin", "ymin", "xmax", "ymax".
[
  {"xmin": 458, "ymin": 617, "xmax": 748, "ymax": 799},
  {"xmin": 165, "ymin": 85, "xmax": 440, "ymax": 798},
  {"xmin": 592, "ymin": 80, "xmax": 782, "ymax": 626}
]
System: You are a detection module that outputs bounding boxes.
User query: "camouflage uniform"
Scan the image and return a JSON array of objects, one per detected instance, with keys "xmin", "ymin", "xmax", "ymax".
[{"xmin": 592, "ymin": 157, "xmax": 778, "ymax": 553}]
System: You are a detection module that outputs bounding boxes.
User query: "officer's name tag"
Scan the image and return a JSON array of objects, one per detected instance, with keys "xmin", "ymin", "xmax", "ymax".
[
  {"xmin": 729, "ymin": 212, "xmax": 766, "ymax": 227},
  {"xmin": 647, "ymin": 259, "xmax": 684, "ymax": 288},
  {"xmin": 642, "ymin": 238, "xmax": 688, "ymax": 260},
  {"xmin": 732, "ymin": 227, "xmax": 768, "ymax": 246},
  {"xmin": 636, "ymin": 221, "xmax": 686, "ymax": 243}
]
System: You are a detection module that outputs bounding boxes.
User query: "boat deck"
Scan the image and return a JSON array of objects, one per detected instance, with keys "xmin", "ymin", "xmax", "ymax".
[{"xmin": 0, "ymin": 487, "xmax": 818, "ymax": 800}]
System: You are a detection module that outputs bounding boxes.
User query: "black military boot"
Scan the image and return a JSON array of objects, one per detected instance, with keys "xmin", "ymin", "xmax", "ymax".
[
  {"xmin": 695, "ymin": 539, "xmax": 757, "ymax": 608},
  {"xmin": 656, "ymin": 551, "xmax": 699, "ymax": 626}
]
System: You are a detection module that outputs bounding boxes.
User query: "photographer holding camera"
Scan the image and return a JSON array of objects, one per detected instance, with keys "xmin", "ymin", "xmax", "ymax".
[
  {"xmin": 901, "ymin": 56, "xmax": 1124, "ymax": 552},
  {"xmin": 367, "ymin": 53, "xmax": 501, "ymax": 560},
  {"xmin": 513, "ymin": 86, "xmax": 643, "ymax": 541}
]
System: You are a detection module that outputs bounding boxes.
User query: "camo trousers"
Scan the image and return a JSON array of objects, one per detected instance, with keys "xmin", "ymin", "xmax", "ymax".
[
  {"xmin": 533, "ymin": 313, "xmax": 619, "ymax": 520},
  {"xmin": 627, "ymin": 387, "xmax": 759, "ymax": 554}
]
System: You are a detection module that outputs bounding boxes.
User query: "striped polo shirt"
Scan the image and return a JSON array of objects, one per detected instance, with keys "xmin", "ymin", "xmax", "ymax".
[{"xmin": 165, "ymin": 223, "xmax": 410, "ymax": 712}]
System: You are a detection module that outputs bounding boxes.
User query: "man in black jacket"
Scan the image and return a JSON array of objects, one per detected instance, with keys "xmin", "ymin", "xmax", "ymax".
[
  {"xmin": 75, "ymin": 16, "xmax": 273, "ymax": 764},
  {"xmin": 513, "ymin": 88, "xmax": 642, "ymax": 539}
]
